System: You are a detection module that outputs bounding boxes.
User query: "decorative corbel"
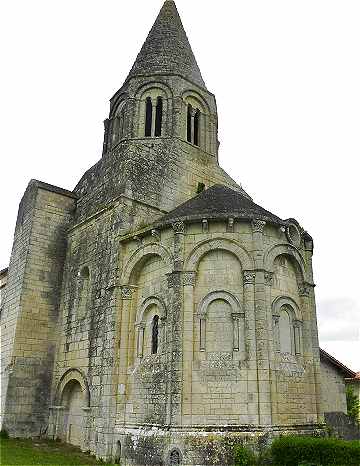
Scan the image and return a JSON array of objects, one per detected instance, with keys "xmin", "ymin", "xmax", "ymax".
[
  {"xmin": 202, "ymin": 218, "xmax": 209, "ymax": 233},
  {"xmin": 251, "ymin": 220, "xmax": 266, "ymax": 234},
  {"xmin": 227, "ymin": 217, "xmax": 235, "ymax": 233}
]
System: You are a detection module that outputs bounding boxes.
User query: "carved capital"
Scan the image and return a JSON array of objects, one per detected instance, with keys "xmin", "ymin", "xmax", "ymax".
[
  {"xmin": 264, "ymin": 271, "xmax": 274, "ymax": 287},
  {"xmin": 182, "ymin": 271, "xmax": 196, "ymax": 287},
  {"xmin": 298, "ymin": 282, "xmax": 312, "ymax": 297},
  {"xmin": 272, "ymin": 314, "xmax": 280, "ymax": 325},
  {"xmin": 293, "ymin": 319, "xmax": 303, "ymax": 329},
  {"xmin": 251, "ymin": 220, "xmax": 266, "ymax": 234},
  {"xmin": 243, "ymin": 271, "xmax": 256, "ymax": 285},
  {"xmin": 172, "ymin": 221, "xmax": 186, "ymax": 234},
  {"xmin": 120, "ymin": 286, "xmax": 134, "ymax": 300},
  {"xmin": 231, "ymin": 313, "xmax": 243, "ymax": 321}
]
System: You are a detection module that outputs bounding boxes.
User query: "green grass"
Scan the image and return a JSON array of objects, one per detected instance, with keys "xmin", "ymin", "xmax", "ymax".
[{"xmin": 0, "ymin": 438, "xmax": 116, "ymax": 465}]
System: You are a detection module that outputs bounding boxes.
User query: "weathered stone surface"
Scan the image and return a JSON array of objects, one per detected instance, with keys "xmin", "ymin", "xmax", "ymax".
[{"xmin": 0, "ymin": 1, "xmax": 330, "ymax": 465}]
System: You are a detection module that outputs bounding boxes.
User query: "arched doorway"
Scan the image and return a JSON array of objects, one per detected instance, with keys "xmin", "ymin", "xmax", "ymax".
[{"xmin": 60, "ymin": 380, "xmax": 85, "ymax": 447}]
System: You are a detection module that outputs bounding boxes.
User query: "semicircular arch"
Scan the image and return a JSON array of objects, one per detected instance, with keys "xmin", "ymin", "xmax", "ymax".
[
  {"xmin": 272, "ymin": 295, "xmax": 302, "ymax": 321},
  {"xmin": 136, "ymin": 81, "xmax": 173, "ymax": 100},
  {"xmin": 264, "ymin": 243, "xmax": 307, "ymax": 282},
  {"xmin": 121, "ymin": 242, "xmax": 173, "ymax": 285},
  {"xmin": 182, "ymin": 90, "xmax": 210, "ymax": 114},
  {"xmin": 55, "ymin": 368, "xmax": 90, "ymax": 407},
  {"xmin": 110, "ymin": 92, "xmax": 128, "ymax": 118},
  {"xmin": 184, "ymin": 237, "xmax": 253, "ymax": 272},
  {"xmin": 197, "ymin": 290, "xmax": 242, "ymax": 318},
  {"xmin": 136, "ymin": 296, "xmax": 167, "ymax": 325}
]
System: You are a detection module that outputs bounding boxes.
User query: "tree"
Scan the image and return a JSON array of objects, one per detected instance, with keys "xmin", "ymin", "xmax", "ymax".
[{"xmin": 346, "ymin": 385, "xmax": 360, "ymax": 424}]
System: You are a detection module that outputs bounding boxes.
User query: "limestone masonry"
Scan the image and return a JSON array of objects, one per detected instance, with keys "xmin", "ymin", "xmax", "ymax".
[{"xmin": 0, "ymin": 1, "xmax": 349, "ymax": 464}]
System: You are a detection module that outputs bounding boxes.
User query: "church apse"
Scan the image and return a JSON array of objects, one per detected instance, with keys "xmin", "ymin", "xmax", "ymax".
[{"xmin": 1, "ymin": 1, "xmax": 325, "ymax": 465}]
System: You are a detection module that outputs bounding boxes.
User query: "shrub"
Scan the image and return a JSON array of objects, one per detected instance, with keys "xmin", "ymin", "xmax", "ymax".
[
  {"xmin": 0, "ymin": 429, "xmax": 9, "ymax": 439},
  {"xmin": 233, "ymin": 445, "xmax": 257, "ymax": 466},
  {"xmin": 346, "ymin": 385, "xmax": 360, "ymax": 424},
  {"xmin": 271, "ymin": 435, "xmax": 360, "ymax": 465}
]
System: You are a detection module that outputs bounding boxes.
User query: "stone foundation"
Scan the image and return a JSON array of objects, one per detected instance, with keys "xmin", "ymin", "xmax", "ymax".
[{"xmin": 108, "ymin": 424, "xmax": 326, "ymax": 466}]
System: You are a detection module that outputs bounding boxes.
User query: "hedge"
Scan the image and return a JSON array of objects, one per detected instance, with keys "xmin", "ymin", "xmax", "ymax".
[
  {"xmin": 270, "ymin": 436, "xmax": 360, "ymax": 466},
  {"xmin": 233, "ymin": 446, "xmax": 257, "ymax": 466}
]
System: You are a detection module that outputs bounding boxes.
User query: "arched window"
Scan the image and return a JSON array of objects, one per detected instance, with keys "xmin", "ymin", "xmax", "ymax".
[
  {"xmin": 279, "ymin": 306, "xmax": 292, "ymax": 353},
  {"xmin": 170, "ymin": 449, "xmax": 181, "ymax": 465},
  {"xmin": 186, "ymin": 104, "xmax": 201, "ymax": 147},
  {"xmin": 114, "ymin": 440, "xmax": 121, "ymax": 464},
  {"xmin": 152, "ymin": 315, "xmax": 159, "ymax": 354},
  {"xmin": 111, "ymin": 102, "xmax": 126, "ymax": 147},
  {"xmin": 187, "ymin": 104, "xmax": 192, "ymax": 143},
  {"xmin": 155, "ymin": 97, "xmax": 163, "ymax": 137},
  {"xmin": 272, "ymin": 298, "xmax": 303, "ymax": 355},
  {"xmin": 145, "ymin": 97, "xmax": 153, "ymax": 137},
  {"xmin": 194, "ymin": 110, "xmax": 200, "ymax": 146}
]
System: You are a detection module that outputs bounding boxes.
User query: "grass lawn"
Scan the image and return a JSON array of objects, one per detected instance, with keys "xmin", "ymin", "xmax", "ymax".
[{"xmin": 0, "ymin": 437, "xmax": 116, "ymax": 465}]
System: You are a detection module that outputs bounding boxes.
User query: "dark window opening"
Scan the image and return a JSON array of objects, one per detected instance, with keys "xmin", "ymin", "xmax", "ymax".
[
  {"xmin": 115, "ymin": 440, "xmax": 121, "ymax": 464},
  {"xmin": 170, "ymin": 450, "xmax": 181, "ymax": 465},
  {"xmin": 155, "ymin": 97, "xmax": 163, "ymax": 137},
  {"xmin": 197, "ymin": 182, "xmax": 205, "ymax": 194},
  {"xmin": 187, "ymin": 104, "xmax": 192, "ymax": 143},
  {"xmin": 80, "ymin": 266, "xmax": 90, "ymax": 279},
  {"xmin": 145, "ymin": 97, "xmax": 153, "ymax": 137},
  {"xmin": 152, "ymin": 315, "xmax": 159, "ymax": 354},
  {"xmin": 194, "ymin": 110, "xmax": 200, "ymax": 146}
]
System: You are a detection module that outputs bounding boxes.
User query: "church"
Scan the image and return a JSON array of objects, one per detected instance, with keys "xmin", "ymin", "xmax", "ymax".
[{"xmin": 1, "ymin": 1, "xmax": 331, "ymax": 464}]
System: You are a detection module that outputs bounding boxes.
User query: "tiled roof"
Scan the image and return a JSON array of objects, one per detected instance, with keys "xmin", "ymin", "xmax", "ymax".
[
  {"xmin": 126, "ymin": 1, "xmax": 206, "ymax": 88},
  {"xmin": 158, "ymin": 184, "xmax": 284, "ymax": 226}
]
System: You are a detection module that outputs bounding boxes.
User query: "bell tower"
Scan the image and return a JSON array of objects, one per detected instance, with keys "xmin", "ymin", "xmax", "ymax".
[
  {"xmin": 75, "ymin": 0, "xmax": 249, "ymax": 224},
  {"xmin": 103, "ymin": 0, "xmax": 219, "ymax": 159}
]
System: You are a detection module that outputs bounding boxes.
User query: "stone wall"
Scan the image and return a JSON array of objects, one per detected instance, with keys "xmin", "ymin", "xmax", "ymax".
[
  {"xmin": 0, "ymin": 268, "xmax": 7, "ymax": 309},
  {"xmin": 320, "ymin": 358, "xmax": 348, "ymax": 414},
  {"xmin": 106, "ymin": 215, "xmax": 323, "ymax": 464},
  {"xmin": 0, "ymin": 180, "xmax": 76, "ymax": 436},
  {"xmin": 74, "ymin": 69, "xmax": 247, "ymax": 225}
]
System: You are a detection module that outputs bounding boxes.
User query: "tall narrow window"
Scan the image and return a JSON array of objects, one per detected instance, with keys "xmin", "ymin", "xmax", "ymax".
[
  {"xmin": 145, "ymin": 97, "xmax": 153, "ymax": 137},
  {"xmin": 152, "ymin": 315, "xmax": 159, "ymax": 354},
  {"xmin": 112, "ymin": 117, "xmax": 120, "ymax": 145},
  {"xmin": 279, "ymin": 306, "xmax": 292, "ymax": 353},
  {"xmin": 155, "ymin": 97, "xmax": 163, "ymax": 137},
  {"xmin": 187, "ymin": 104, "xmax": 192, "ymax": 143},
  {"xmin": 194, "ymin": 110, "xmax": 200, "ymax": 146},
  {"xmin": 170, "ymin": 450, "xmax": 181, "ymax": 465}
]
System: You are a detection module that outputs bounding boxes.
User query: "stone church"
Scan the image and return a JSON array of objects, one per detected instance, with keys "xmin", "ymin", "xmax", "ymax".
[{"xmin": 1, "ymin": 1, "xmax": 326, "ymax": 464}]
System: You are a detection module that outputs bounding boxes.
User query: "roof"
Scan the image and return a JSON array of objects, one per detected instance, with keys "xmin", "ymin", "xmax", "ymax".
[
  {"xmin": 157, "ymin": 184, "xmax": 284, "ymax": 226},
  {"xmin": 0, "ymin": 267, "xmax": 8, "ymax": 276},
  {"xmin": 320, "ymin": 348, "xmax": 356, "ymax": 378},
  {"xmin": 126, "ymin": 0, "xmax": 206, "ymax": 88}
]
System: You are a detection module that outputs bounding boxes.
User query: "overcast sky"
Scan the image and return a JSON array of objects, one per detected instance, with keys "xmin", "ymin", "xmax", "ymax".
[{"xmin": 1, "ymin": 0, "xmax": 359, "ymax": 371}]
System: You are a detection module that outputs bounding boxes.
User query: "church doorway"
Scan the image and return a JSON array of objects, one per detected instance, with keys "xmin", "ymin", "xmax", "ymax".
[{"xmin": 60, "ymin": 380, "xmax": 85, "ymax": 447}]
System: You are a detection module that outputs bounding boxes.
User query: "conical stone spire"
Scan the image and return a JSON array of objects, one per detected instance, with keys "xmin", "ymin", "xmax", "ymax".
[{"xmin": 126, "ymin": 0, "xmax": 206, "ymax": 88}]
